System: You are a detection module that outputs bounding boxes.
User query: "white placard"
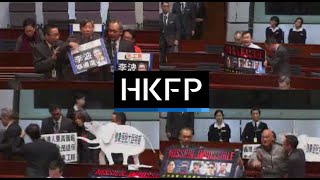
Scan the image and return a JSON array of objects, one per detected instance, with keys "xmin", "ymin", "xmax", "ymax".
[
  {"xmin": 41, "ymin": 133, "xmax": 78, "ymax": 163},
  {"xmin": 242, "ymin": 144, "xmax": 261, "ymax": 159},
  {"xmin": 298, "ymin": 135, "xmax": 320, "ymax": 162}
]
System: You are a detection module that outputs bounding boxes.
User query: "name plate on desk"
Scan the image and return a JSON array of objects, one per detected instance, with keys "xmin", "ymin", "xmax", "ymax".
[
  {"xmin": 160, "ymin": 146, "xmax": 240, "ymax": 178},
  {"xmin": 224, "ymin": 44, "xmax": 266, "ymax": 74}
]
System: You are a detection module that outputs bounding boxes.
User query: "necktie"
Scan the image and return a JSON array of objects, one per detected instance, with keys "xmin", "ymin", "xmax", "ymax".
[
  {"xmin": 54, "ymin": 121, "xmax": 59, "ymax": 133},
  {"xmin": 164, "ymin": 15, "xmax": 168, "ymax": 27},
  {"xmin": 112, "ymin": 41, "xmax": 117, "ymax": 57},
  {"xmin": 254, "ymin": 122, "xmax": 257, "ymax": 130},
  {"xmin": 181, "ymin": 2, "xmax": 185, "ymax": 14}
]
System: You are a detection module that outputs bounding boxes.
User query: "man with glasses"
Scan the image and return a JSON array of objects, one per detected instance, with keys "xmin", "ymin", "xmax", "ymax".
[
  {"xmin": 41, "ymin": 104, "xmax": 75, "ymax": 134},
  {"xmin": 103, "ymin": 19, "xmax": 135, "ymax": 81},
  {"xmin": 33, "ymin": 24, "xmax": 71, "ymax": 80}
]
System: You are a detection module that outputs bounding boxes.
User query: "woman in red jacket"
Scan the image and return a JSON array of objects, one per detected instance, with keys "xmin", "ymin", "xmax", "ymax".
[{"xmin": 122, "ymin": 29, "xmax": 142, "ymax": 53}]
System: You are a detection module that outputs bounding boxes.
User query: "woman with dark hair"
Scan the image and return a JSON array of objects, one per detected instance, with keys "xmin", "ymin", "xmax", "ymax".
[
  {"xmin": 66, "ymin": 92, "xmax": 92, "ymax": 122},
  {"xmin": 15, "ymin": 18, "xmax": 44, "ymax": 52},
  {"xmin": 122, "ymin": 29, "xmax": 142, "ymax": 53},
  {"xmin": 208, "ymin": 110, "xmax": 231, "ymax": 142},
  {"xmin": 288, "ymin": 17, "xmax": 306, "ymax": 44},
  {"xmin": 74, "ymin": 110, "xmax": 99, "ymax": 163},
  {"xmin": 265, "ymin": 16, "xmax": 283, "ymax": 43}
]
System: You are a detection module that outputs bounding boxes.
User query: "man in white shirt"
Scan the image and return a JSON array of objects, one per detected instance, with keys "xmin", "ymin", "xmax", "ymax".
[{"xmin": 241, "ymin": 31, "xmax": 262, "ymax": 49}]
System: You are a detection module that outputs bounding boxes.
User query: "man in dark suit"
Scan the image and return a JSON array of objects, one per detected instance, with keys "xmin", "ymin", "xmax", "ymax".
[
  {"xmin": 166, "ymin": 112, "xmax": 194, "ymax": 141},
  {"xmin": 103, "ymin": 19, "xmax": 135, "ymax": 81},
  {"xmin": 172, "ymin": 2, "xmax": 196, "ymax": 40},
  {"xmin": 160, "ymin": 2, "xmax": 181, "ymax": 64},
  {"xmin": 13, "ymin": 124, "xmax": 62, "ymax": 178},
  {"xmin": 282, "ymin": 135, "xmax": 305, "ymax": 178},
  {"xmin": 242, "ymin": 107, "xmax": 268, "ymax": 144},
  {"xmin": 0, "ymin": 108, "xmax": 24, "ymax": 160},
  {"xmin": 41, "ymin": 104, "xmax": 75, "ymax": 134},
  {"xmin": 32, "ymin": 24, "xmax": 72, "ymax": 80},
  {"xmin": 264, "ymin": 37, "xmax": 290, "ymax": 76},
  {"xmin": 193, "ymin": 2, "xmax": 207, "ymax": 40}
]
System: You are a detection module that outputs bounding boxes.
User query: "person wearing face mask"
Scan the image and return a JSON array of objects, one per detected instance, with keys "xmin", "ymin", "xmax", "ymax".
[
  {"xmin": 15, "ymin": 18, "xmax": 44, "ymax": 52},
  {"xmin": 208, "ymin": 110, "xmax": 231, "ymax": 143},
  {"xmin": 41, "ymin": 104, "xmax": 75, "ymax": 134},
  {"xmin": 73, "ymin": 110, "xmax": 99, "ymax": 163},
  {"xmin": 66, "ymin": 93, "xmax": 92, "ymax": 122},
  {"xmin": 288, "ymin": 17, "xmax": 307, "ymax": 44},
  {"xmin": 241, "ymin": 107, "xmax": 268, "ymax": 144}
]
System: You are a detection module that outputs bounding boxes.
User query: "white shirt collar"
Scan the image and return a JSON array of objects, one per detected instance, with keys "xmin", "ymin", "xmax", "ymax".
[
  {"xmin": 242, "ymin": 43, "xmax": 262, "ymax": 49},
  {"xmin": 252, "ymin": 120, "xmax": 261, "ymax": 127},
  {"xmin": 5, "ymin": 121, "xmax": 14, "ymax": 130},
  {"xmin": 73, "ymin": 105, "xmax": 79, "ymax": 111},
  {"xmin": 293, "ymin": 27, "xmax": 304, "ymax": 32},
  {"xmin": 112, "ymin": 37, "xmax": 121, "ymax": 52},
  {"xmin": 269, "ymin": 26, "xmax": 280, "ymax": 32},
  {"xmin": 214, "ymin": 122, "xmax": 225, "ymax": 129}
]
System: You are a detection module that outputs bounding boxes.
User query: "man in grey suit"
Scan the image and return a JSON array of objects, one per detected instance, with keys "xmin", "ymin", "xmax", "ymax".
[
  {"xmin": 165, "ymin": 112, "xmax": 194, "ymax": 141},
  {"xmin": 32, "ymin": 24, "xmax": 72, "ymax": 80},
  {"xmin": 172, "ymin": 2, "xmax": 196, "ymax": 40},
  {"xmin": 41, "ymin": 104, "xmax": 75, "ymax": 135},
  {"xmin": 264, "ymin": 37, "xmax": 290, "ymax": 76},
  {"xmin": 160, "ymin": 2, "xmax": 181, "ymax": 64},
  {"xmin": 282, "ymin": 135, "xmax": 305, "ymax": 178}
]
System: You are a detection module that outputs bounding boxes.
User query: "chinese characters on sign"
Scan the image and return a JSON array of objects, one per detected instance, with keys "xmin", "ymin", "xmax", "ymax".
[
  {"xmin": 41, "ymin": 133, "xmax": 78, "ymax": 163},
  {"xmin": 68, "ymin": 38, "xmax": 110, "ymax": 74},
  {"xmin": 115, "ymin": 52, "xmax": 152, "ymax": 71},
  {"xmin": 242, "ymin": 144, "xmax": 261, "ymax": 159},
  {"xmin": 113, "ymin": 132, "xmax": 142, "ymax": 146},
  {"xmin": 224, "ymin": 44, "xmax": 266, "ymax": 74},
  {"xmin": 161, "ymin": 147, "xmax": 240, "ymax": 178}
]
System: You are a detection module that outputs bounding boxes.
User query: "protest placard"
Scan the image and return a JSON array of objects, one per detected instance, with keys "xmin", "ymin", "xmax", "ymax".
[
  {"xmin": 161, "ymin": 146, "xmax": 240, "ymax": 178},
  {"xmin": 68, "ymin": 38, "xmax": 111, "ymax": 74},
  {"xmin": 224, "ymin": 43, "xmax": 266, "ymax": 74},
  {"xmin": 242, "ymin": 144, "xmax": 261, "ymax": 159},
  {"xmin": 115, "ymin": 52, "xmax": 152, "ymax": 71},
  {"xmin": 41, "ymin": 133, "xmax": 78, "ymax": 163},
  {"xmin": 88, "ymin": 167, "xmax": 160, "ymax": 178}
]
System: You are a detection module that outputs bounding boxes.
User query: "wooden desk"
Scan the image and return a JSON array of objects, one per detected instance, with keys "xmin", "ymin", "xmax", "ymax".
[{"xmin": 179, "ymin": 40, "xmax": 320, "ymax": 58}]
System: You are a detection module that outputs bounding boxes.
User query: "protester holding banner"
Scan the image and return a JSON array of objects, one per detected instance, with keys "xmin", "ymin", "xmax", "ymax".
[
  {"xmin": 122, "ymin": 29, "xmax": 142, "ymax": 53},
  {"xmin": 67, "ymin": 19, "xmax": 104, "ymax": 81},
  {"xmin": 241, "ymin": 107, "xmax": 268, "ymax": 144},
  {"xmin": 208, "ymin": 110, "xmax": 231, "ymax": 143},
  {"xmin": 241, "ymin": 31, "xmax": 262, "ymax": 49},
  {"xmin": 73, "ymin": 110, "xmax": 99, "ymax": 164},
  {"xmin": 66, "ymin": 92, "xmax": 92, "ymax": 122},
  {"xmin": 248, "ymin": 129, "xmax": 288, "ymax": 178},
  {"xmin": 13, "ymin": 124, "xmax": 62, "ymax": 178},
  {"xmin": 282, "ymin": 135, "xmax": 305, "ymax": 178}
]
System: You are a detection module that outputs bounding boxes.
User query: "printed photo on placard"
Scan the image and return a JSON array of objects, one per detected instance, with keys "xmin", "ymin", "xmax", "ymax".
[
  {"xmin": 242, "ymin": 144, "xmax": 261, "ymax": 159},
  {"xmin": 68, "ymin": 38, "xmax": 111, "ymax": 74},
  {"xmin": 160, "ymin": 146, "xmax": 240, "ymax": 178},
  {"xmin": 224, "ymin": 43, "xmax": 266, "ymax": 74},
  {"xmin": 115, "ymin": 52, "xmax": 153, "ymax": 71}
]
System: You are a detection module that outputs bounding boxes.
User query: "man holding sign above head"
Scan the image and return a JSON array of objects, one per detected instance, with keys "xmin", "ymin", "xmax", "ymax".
[{"xmin": 241, "ymin": 31, "xmax": 262, "ymax": 49}]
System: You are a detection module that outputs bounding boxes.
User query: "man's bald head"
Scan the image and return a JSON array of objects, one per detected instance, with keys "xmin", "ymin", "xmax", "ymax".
[
  {"xmin": 1, "ymin": 107, "xmax": 18, "ymax": 126},
  {"xmin": 261, "ymin": 129, "xmax": 274, "ymax": 148}
]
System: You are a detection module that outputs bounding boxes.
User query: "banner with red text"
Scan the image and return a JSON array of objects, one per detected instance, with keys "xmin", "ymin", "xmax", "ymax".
[
  {"xmin": 160, "ymin": 146, "xmax": 240, "ymax": 178},
  {"xmin": 88, "ymin": 167, "xmax": 160, "ymax": 178},
  {"xmin": 223, "ymin": 43, "xmax": 266, "ymax": 74}
]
